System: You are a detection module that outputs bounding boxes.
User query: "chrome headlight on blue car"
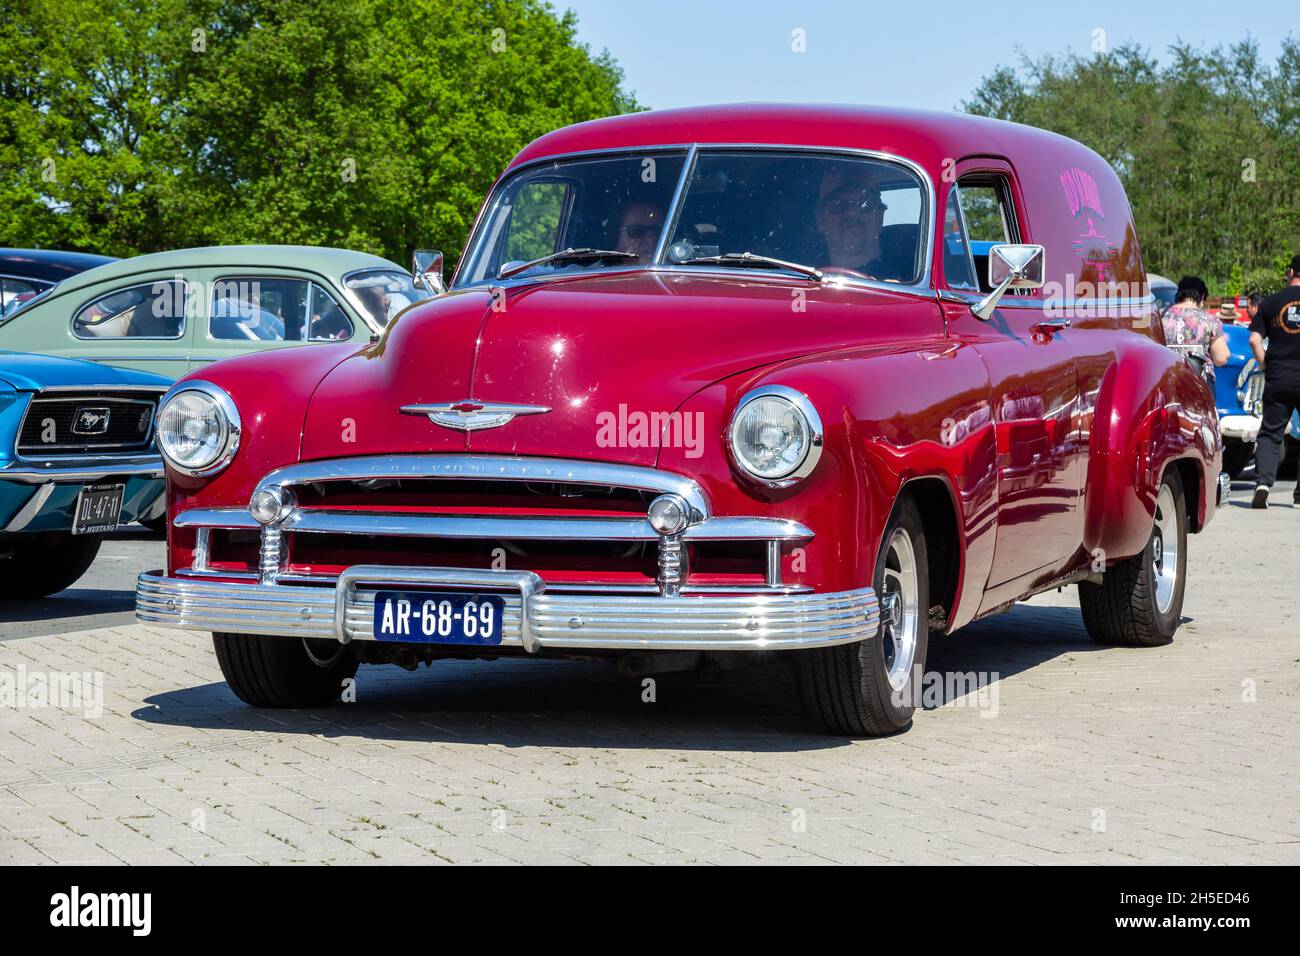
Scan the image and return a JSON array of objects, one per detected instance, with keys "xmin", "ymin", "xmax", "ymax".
[{"xmin": 156, "ymin": 381, "xmax": 241, "ymax": 477}]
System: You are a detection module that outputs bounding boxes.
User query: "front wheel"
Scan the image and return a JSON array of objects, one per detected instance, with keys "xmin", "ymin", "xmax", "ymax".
[
  {"xmin": 213, "ymin": 633, "xmax": 359, "ymax": 707},
  {"xmin": 794, "ymin": 496, "xmax": 930, "ymax": 736},
  {"xmin": 0, "ymin": 534, "xmax": 102, "ymax": 599},
  {"xmin": 1079, "ymin": 467, "xmax": 1187, "ymax": 647}
]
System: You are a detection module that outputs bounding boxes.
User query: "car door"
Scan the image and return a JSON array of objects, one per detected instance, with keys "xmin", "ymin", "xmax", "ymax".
[
  {"xmin": 193, "ymin": 269, "xmax": 361, "ymax": 372},
  {"xmin": 939, "ymin": 164, "xmax": 1083, "ymax": 589},
  {"xmin": 64, "ymin": 271, "xmax": 198, "ymax": 379}
]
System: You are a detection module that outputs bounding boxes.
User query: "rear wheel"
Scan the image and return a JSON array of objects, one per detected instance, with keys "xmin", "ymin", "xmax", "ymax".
[
  {"xmin": 0, "ymin": 534, "xmax": 102, "ymax": 599},
  {"xmin": 1079, "ymin": 468, "xmax": 1186, "ymax": 647},
  {"xmin": 213, "ymin": 632, "xmax": 358, "ymax": 707},
  {"xmin": 795, "ymin": 496, "xmax": 929, "ymax": 736}
]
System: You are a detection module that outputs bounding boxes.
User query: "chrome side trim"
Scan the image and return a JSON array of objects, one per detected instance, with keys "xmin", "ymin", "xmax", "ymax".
[
  {"xmin": 252, "ymin": 454, "xmax": 711, "ymax": 520},
  {"xmin": 136, "ymin": 570, "xmax": 879, "ymax": 652}
]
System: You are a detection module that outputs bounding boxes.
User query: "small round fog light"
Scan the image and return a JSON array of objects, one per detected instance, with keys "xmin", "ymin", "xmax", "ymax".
[
  {"xmin": 250, "ymin": 487, "xmax": 294, "ymax": 525},
  {"xmin": 647, "ymin": 494, "xmax": 690, "ymax": 536}
]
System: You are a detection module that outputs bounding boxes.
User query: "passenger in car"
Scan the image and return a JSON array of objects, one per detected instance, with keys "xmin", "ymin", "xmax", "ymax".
[{"xmin": 812, "ymin": 169, "xmax": 910, "ymax": 280}]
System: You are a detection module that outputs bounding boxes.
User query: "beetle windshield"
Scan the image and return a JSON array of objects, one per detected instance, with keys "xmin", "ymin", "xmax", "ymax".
[
  {"xmin": 455, "ymin": 151, "xmax": 688, "ymax": 287},
  {"xmin": 666, "ymin": 152, "xmax": 926, "ymax": 285}
]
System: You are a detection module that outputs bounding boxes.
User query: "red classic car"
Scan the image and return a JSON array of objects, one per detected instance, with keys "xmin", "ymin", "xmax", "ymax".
[{"xmin": 137, "ymin": 105, "xmax": 1223, "ymax": 736}]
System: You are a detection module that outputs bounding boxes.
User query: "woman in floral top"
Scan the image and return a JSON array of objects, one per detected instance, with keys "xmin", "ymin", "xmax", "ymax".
[{"xmin": 1161, "ymin": 275, "xmax": 1229, "ymax": 366}]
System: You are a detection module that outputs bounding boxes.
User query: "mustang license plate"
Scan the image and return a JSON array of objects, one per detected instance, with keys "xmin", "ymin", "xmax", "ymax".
[{"xmin": 72, "ymin": 483, "xmax": 125, "ymax": 535}]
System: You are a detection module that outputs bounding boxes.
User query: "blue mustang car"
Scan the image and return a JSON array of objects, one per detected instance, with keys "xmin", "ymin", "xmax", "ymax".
[{"xmin": 1, "ymin": 350, "xmax": 168, "ymax": 599}]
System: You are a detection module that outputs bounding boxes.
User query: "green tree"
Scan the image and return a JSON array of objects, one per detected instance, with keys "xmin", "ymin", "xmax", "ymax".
[
  {"xmin": 963, "ymin": 39, "xmax": 1300, "ymax": 296},
  {"xmin": 0, "ymin": 0, "xmax": 638, "ymax": 265}
]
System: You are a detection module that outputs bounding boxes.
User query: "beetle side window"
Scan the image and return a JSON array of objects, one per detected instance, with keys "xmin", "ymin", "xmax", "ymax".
[
  {"xmin": 1, "ymin": 277, "xmax": 50, "ymax": 318},
  {"xmin": 72, "ymin": 280, "xmax": 188, "ymax": 339},
  {"xmin": 210, "ymin": 278, "xmax": 353, "ymax": 342},
  {"xmin": 343, "ymin": 270, "xmax": 432, "ymax": 328}
]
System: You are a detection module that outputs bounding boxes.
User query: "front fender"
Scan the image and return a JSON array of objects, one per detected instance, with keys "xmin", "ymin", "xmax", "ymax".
[{"xmin": 660, "ymin": 340, "xmax": 998, "ymax": 627}]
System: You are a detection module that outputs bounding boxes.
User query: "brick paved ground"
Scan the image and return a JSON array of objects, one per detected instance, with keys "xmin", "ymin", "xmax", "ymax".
[{"xmin": 2, "ymin": 480, "xmax": 1297, "ymax": 865}]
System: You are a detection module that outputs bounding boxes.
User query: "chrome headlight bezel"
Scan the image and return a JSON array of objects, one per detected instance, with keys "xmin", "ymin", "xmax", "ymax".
[
  {"xmin": 156, "ymin": 381, "xmax": 241, "ymax": 478},
  {"xmin": 727, "ymin": 384, "xmax": 824, "ymax": 488}
]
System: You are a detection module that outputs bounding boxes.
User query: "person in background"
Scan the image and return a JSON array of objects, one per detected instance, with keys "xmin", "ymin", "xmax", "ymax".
[
  {"xmin": 1217, "ymin": 301, "xmax": 1241, "ymax": 327},
  {"xmin": 1248, "ymin": 255, "xmax": 1300, "ymax": 508},
  {"xmin": 1162, "ymin": 275, "xmax": 1229, "ymax": 367},
  {"xmin": 1246, "ymin": 292, "xmax": 1262, "ymax": 325}
]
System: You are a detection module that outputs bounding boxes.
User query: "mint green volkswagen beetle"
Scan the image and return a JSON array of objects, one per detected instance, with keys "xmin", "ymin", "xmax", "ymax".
[{"xmin": 0, "ymin": 246, "xmax": 433, "ymax": 380}]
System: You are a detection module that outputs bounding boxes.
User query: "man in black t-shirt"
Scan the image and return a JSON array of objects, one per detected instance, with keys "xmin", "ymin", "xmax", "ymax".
[{"xmin": 1248, "ymin": 254, "xmax": 1300, "ymax": 507}]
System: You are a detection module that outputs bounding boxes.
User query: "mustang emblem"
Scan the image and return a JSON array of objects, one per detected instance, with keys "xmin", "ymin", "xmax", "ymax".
[
  {"xmin": 71, "ymin": 407, "xmax": 111, "ymax": 435},
  {"xmin": 400, "ymin": 399, "xmax": 551, "ymax": 432}
]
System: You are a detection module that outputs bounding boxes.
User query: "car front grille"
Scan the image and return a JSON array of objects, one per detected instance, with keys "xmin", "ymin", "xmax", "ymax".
[{"xmin": 17, "ymin": 391, "xmax": 159, "ymax": 457}]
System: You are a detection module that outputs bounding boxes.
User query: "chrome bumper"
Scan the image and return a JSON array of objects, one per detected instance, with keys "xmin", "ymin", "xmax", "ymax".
[
  {"xmin": 0, "ymin": 454, "xmax": 165, "ymax": 484},
  {"xmin": 1217, "ymin": 471, "xmax": 1231, "ymax": 506},
  {"xmin": 136, "ymin": 567, "xmax": 880, "ymax": 652}
]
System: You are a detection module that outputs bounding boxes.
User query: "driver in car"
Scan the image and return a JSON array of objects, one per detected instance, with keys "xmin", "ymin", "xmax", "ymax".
[
  {"xmin": 814, "ymin": 170, "xmax": 890, "ymax": 277},
  {"xmin": 617, "ymin": 200, "xmax": 664, "ymax": 261}
]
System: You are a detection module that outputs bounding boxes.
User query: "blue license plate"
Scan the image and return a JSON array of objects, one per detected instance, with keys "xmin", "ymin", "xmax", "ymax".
[{"xmin": 372, "ymin": 591, "xmax": 506, "ymax": 645}]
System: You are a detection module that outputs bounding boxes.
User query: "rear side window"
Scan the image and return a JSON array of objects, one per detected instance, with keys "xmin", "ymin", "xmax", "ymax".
[
  {"xmin": 73, "ymin": 280, "xmax": 188, "ymax": 339},
  {"xmin": 1, "ymin": 277, "xmax": 51, "ymax": 318},
  {"xmin": 209, "ymin": 277, "xmax": 353, "ymax": 342}
]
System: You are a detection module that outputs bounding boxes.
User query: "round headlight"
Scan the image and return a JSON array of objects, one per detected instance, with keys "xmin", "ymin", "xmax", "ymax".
[
  {"xmin": 156, "ymin": 382, "xmax": 240, "ymax": 477},
  {"xmin": 728, "ymin": 385, "xmax": 823, "ymax": 485}
]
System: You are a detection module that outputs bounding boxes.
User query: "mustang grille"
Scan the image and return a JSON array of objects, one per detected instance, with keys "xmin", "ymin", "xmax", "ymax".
[{"xmin": 17, "ymin": 392, "xmax": 158, "ymax": 456}]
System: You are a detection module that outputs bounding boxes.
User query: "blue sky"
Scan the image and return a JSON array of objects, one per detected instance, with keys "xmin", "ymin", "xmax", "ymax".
[{"xmin": 559, "ymin": 0, "xmax": 1288, "ymax": 112}]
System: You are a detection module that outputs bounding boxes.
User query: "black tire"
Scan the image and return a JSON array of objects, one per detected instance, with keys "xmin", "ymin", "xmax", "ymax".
[
  {"xmin": 0, "ymin": 534, "xmax": 102, "ymax": 599},
  {"xmin": 1221, "ymin": 440, "xmax": 1253, "ymax": 479},
  {"xmin": 212, "ymin": 632, "xmax": 358, "ymax": 708},
  {"xmin": 1078, "ymin": 468, "xmax": 1187, "ymax": 647},
  {"xmin": 794, "ymin": 495, "xmax": 930, "ymax": 736}
]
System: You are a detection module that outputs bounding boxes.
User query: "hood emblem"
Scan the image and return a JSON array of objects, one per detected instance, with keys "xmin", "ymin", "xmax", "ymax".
[{"xmin": 401, "ymin": 399, "xmax": 551, "ymax": 432}]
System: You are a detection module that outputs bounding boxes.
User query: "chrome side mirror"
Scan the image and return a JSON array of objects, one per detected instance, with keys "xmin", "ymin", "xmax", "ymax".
[
  {"xmin": 971, "ymin": 244, "xmax": 1045, "ymax": 320},
  {"xmin": 412, "ymin": 249, "xmax": 445, "ymax": 294}
]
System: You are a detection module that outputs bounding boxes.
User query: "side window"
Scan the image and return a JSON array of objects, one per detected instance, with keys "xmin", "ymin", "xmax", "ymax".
[
  {"xmin": 306, "ymin": 283, "xmax": 352, "ymax": 341},
  {"xmin": 942, "ymin": 190, "xmax": 979, "ymax": 292},
  {"xmin": 500, "ymin": 182, "xmax": 570, "ymax": 264},
  {"xmin": 73, "ymin": 280, "xmax": 187, "ymax": 339},
  {"xmin": 955, "ymin": 175, "xmax": 1022, "ymax": 293},
  {"xmin": 210, "ymin": 277, "xmax": 293, "ymax": 341},
  {"xmin": 1, "ymin": 277, "xmax": 50, "ymax": 317}
]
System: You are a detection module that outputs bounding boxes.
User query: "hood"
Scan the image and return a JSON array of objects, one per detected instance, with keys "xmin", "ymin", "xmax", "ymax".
[
  {"xmin": 0, "ymin": 349, "xmax": 171, "ymax": 392},
  {"xmin": 300, "ymin": 271, "xmax": 933, "ymax": 465}
]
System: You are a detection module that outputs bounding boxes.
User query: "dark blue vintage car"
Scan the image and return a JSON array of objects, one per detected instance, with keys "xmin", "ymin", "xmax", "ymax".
[{"xmin": 1, "ymin": 350, "xmax": 168, "ymax": 599}]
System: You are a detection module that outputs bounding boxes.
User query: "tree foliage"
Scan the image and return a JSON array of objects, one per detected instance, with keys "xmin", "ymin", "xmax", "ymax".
[
  {"xmin": 0, "ymin": 0, "xmax": 638, "ymax": 265},
  {"xmin": 963, "ymin": 39, "xmax": 1300, "ymax": 296}
]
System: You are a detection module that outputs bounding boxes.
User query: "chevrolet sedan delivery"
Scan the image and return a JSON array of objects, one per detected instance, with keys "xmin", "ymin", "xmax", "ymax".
[{"xmin": 138, "ymin": 105, "xmax": 1222, "ymax": 736}]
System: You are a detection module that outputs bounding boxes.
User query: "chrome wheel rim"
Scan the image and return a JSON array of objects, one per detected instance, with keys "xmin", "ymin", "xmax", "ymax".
[
  {"xmin": 880, "ymin": 527, "xmax": 920, "ymax": 692},
  {"xmin": 1151, "ymin": 484, "xmax": 1180, "ymax": 615}
]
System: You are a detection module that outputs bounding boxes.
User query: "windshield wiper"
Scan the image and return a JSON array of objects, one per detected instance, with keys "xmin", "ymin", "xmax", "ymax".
[
  {"xmin": 497, "ymin": 248, "xmax": 639, "ymax": 280},
  {"xmin": 676, "ymin": 251, "xmax": 824, "ymax": 282}
]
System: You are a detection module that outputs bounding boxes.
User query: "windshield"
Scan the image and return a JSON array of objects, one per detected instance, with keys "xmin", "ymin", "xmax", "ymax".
[
  {"xmin": 343, "ymin": 270, "xmax": 432, "ymax": 328},
  {"xmin": 454, "ymin": 148, "xmax": 927, "ymax": 288},
  {"xmin": 456, "ymin": 151, "xmax": 687, "ymax": 287}
]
